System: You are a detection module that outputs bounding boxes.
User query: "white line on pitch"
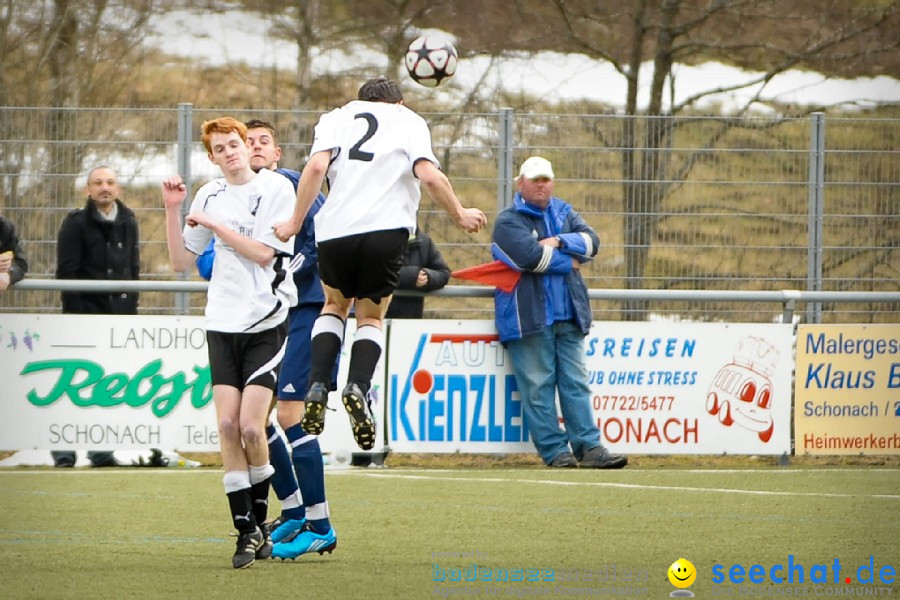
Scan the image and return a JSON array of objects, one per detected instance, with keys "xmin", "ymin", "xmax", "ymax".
[{"xmin": 350, "ymin": 471, "xmax": 900, "ymax": 500}]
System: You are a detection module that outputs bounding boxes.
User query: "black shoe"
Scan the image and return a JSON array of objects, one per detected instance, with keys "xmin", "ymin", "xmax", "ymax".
[
  {"xmin": 233, "ymin": 527, "xmax": 264, "ymax": 569},
  {"xmin": 548, "ymin": 452, "xmax": 578, "ymax": 468},
  {"xmin": 350, "ymin": 453, "xmax": 372, "ymax": 467},
  {"xmin": 88, "ymin": 451, "xmax": 119, "ymax": 468},
  {"xmin": 255, "ymin": 528, "xmax": 272, "ymax": 560},
  {"xmin": 301, "ymin": 382, "xmax": 329, "ymax": 435},
  {"xmin": 341, "ymin": 382, "xmax": 376, "ymax": 451},
  {"xmin": 579, "ymin": 446, "xmax": 628, "ymax": 469},
  {"xmin": 53, "ymin": 451, "xmax": 76, "ymax": 468}
]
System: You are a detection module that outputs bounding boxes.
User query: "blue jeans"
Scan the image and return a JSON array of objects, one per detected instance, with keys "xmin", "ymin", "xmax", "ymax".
[{"xmin": 504, "ymin": 321, "xmax": 600, "ymax": 465}]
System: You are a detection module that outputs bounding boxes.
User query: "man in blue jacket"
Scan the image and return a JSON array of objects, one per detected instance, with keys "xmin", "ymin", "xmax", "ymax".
[{"xmin": 492, "ymin": 156, "xmax": 627, "ymax": 469}]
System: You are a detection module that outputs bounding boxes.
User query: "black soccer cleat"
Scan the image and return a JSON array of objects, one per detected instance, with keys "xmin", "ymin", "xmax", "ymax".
[
  {"xmin": 232, "ymin": 526, "xmax": 263, "ymax": 569},
  {"xmin": 301, "ymin": 382, "xmax": 329, "ymax": 435},
  {"xmin": 341, "ymin": 382, "xmax": 376, "ymax": 451},
  {"xmin": 255, "ymin": 528, "xmax": 272, "ymax": 560}
]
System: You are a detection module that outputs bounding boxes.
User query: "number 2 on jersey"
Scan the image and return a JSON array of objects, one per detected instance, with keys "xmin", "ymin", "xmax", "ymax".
[{"xmin": 349, "ymin": 113, "xmax": 377, "ymax": 161}]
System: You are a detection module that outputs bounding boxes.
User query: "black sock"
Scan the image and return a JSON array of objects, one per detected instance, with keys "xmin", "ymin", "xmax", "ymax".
[
  {"xmin": 226, "ymin": 488, "xmax": 256, "ymax": 534},
  {"xmin": 347, "ymin": 325, "xmax": 384, "ymax": 395},
  {"xmin": 309, "ymin": 314, "xmax": 344, "ymax": 388},
  {"xmin": 250, "ymin": 480, "xmax": 269, "ymax": 528}
]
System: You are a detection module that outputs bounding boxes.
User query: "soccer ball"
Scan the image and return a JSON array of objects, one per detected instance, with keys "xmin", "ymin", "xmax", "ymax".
[{"xmin": 405, "ymin": 36, "xmax": 458, "ymax": 88}]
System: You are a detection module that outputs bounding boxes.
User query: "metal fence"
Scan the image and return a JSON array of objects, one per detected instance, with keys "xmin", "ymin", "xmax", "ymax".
[{"xmin": 1, "ymin": 106, "xmax": 897, "ymax": 322}]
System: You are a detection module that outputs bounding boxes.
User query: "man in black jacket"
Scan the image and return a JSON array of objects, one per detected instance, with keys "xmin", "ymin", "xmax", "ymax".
[
  {"xmin": 53, "ymin": 166, "xmax": 140, "ymax": 468},
  {"xmin": 385, "ymin": 227, "xmax": 451, "ymax": 319},
  {"xmin": 56, "ymin": 166, "xmax": 140, "ymax": 314}
]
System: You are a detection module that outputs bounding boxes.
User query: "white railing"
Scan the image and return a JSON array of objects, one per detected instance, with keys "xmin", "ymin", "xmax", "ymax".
[{"xmin": 11, "ymin": 279, "xmax": 900, "ymax": 323}]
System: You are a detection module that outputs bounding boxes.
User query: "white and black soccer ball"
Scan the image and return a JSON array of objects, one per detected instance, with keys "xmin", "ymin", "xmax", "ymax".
[{"xmin": 405, "ymin": 36, "xmax": 458, "ymax": 88}]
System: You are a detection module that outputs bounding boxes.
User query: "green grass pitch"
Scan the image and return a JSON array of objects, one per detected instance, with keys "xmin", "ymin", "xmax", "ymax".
[{"xmin": 1, "ymin": 466, "xmax": 897, "ymax": 599}]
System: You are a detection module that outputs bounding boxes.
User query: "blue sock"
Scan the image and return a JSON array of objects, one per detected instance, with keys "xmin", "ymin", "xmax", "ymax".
[
  {"xmin": 266, "ymin": 424, "xmax": 305, "ymax": 521},
  {"xmin": 287, "ymin": 423, "xmax": 331, "ymax": 534}
]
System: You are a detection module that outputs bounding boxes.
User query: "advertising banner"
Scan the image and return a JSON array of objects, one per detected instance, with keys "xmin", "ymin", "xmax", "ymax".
[
  {"xmin": 0, "ymin": 314, "xmax": 382, "ymax": 454},
  {"xmin": 586, "ymin": 322, "xmax": 793, "ymax": 454},
  {"xmin": 387, "ymin": 320, "xmax": 532, "ymax": 453},
  {"xmin": 794, "ymin": 324, "xmax": 900, "ymax": 455},
  {"xmin": 386, "ymin": 320, "xmax": 793, "ymax": 455}
]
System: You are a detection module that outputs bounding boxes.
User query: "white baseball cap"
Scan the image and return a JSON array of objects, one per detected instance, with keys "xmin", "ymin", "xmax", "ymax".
[{"xmin": 518, "ymin": 156, "xmax": 555, "ymax": 180}]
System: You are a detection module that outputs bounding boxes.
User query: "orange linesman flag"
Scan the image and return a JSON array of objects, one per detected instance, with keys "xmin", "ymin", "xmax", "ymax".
[{"xmin": 451, "ymin": 260, "xmax": 522, "ymax": 293}]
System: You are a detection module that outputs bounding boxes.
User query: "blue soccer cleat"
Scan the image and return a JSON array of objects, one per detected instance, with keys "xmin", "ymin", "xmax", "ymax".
[
  {"xmin": 272, "ymin": 522, "xmax": 337, "ymax": 560},
  {"xmin": 267, "ymin": 515, "xmax": 307, "ymax": 544}
]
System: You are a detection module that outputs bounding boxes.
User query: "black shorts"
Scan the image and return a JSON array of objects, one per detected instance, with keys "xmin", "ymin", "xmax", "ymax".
[
  {"xmin": 207, "ymin": 321, "xmax": 288, "ymax": 391},
  {"xmin": 317, "ymin": 228, "xmax": 409, "ymax": 303}
]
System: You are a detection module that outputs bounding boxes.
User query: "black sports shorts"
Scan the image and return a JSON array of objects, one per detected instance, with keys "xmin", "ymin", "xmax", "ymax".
[
  {"xmin": 206, "ymin": 320, "xmax": 288, "ymax": 391},
  {"xmin": 317, "ymin": 228, "xmax": 409, "ymax": 303}
]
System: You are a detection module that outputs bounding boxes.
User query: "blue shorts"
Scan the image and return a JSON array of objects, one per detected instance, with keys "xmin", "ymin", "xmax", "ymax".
[{"xmin": 276, "ymin": 304, "xmax": 339, "ymax": 400}]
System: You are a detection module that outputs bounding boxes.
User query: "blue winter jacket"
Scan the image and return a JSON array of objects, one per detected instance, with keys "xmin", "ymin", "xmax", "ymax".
[
  {"xmin": 491, "ymin": 192, "xmax": 599, "ymax": 343},
  {"xmin": 195, "ymin": 167, "xmax": 327, "ymax": 306}
]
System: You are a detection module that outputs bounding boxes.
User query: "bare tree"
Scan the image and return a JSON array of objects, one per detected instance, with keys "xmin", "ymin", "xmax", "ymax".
[
  {"xmin": 0, "ymin": 0, "xmax": 165, "ymax": 273},
  {"xmin": 542, "ymin": 0, "xmax": 899, "ymax": 318}
]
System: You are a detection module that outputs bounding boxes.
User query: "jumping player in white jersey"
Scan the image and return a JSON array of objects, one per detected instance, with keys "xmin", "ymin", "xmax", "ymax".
[
  {"xmin": 162, "ymin": 117, "xmax": 297, "ymax": 570},
  {"xmin": 274, "ymin": 77, "xmax": 486, "ymax": 451}
]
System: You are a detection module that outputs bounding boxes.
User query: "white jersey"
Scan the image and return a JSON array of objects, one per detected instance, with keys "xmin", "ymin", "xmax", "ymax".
[
  {"xmin": 310, "ymin": 100, "xmax": 439, "ymax": 241},
  {"xmin": 183, "ymin": 168, "xmax": 297, "ymax": 333}
]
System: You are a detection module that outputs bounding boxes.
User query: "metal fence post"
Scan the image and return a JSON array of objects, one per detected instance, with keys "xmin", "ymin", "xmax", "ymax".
[
  {"xmin": 498, "ymin": 107, "xmax": 514, "ymax": 211},
  {"xmin": 176, "ymin": 103, "xmax": 194, "ymax": 315},
  {"xmin": 806, "ymin": 112, "xmax": 825, "ymax": 324}
]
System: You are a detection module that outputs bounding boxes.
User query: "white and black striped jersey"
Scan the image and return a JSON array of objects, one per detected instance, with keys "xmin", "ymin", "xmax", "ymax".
[{"xmin": 183, "ymin": 168, "xmax": 297, "ymax": 333}]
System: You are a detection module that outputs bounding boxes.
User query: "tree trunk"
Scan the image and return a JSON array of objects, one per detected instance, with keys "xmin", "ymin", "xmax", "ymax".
[{"xmin": 622, "ymin": 0, "xmax": 679, "ymax": 320}]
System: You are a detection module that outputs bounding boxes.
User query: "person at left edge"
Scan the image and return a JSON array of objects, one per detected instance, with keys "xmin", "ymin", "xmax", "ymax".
[
  {"xmin": 0, "ymin": 216, "xmax": 28, "ymax": 291},
  {"xmin": 162, "ymin": 117, "xmax": 297, "ymax": 569}
]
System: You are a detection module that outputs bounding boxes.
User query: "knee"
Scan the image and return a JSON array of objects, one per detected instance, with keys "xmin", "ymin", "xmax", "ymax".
[
  {"xmin": 240, "ymin": 421, "xmax": 265, "ymax": 446},
  {"xmin": 218, "ymin": 417, "xmax": 240, "ymax": 441},
  {"xmin": 276, "ymin": 409, "xmax": 297, "ymax": 431},
  {"xmin": 278, "ymin": 411, "xmax": 291, "ymax": 431},
  {"xmin": 323, "ymin": 301, "xmax": 351, "ymax": 319}
]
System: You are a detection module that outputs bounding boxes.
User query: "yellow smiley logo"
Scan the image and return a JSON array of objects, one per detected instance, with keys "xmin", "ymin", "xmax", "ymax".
[{"xmin": 668, "ymin": 558, "xmax": 697, "ymax": 588}]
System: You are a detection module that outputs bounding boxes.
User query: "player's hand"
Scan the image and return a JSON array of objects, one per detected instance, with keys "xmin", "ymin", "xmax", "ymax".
[
  {"xmin": 161, "ymin": 176, "xmax": 187, "ymax": 209},
  {"xmin": 416, "ymin": 269, "xmax": 429, "ymax": 288},
  {"xmin": 273, "ymin": 219, "xmax": 300, "ymax": 242},
  {"xmin": 456, "ymin": 207, "xmax": 487, "ymax": 234},
  {"xmin": 186, "ymin": 212, "xmax": 213, "ymax": 229}
]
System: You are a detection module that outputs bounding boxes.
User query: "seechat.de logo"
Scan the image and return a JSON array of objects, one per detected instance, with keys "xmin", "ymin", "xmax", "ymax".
[
  {"xmin": 711, "ymin": 556, "xmax": 896, "ymax": 585},
  {"xmin": 669, "ymin": 558, "xmax": 697, "ymax": 597}
]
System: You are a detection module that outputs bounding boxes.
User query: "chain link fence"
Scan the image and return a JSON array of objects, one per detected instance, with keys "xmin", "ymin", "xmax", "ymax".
[{"xmin": 1, "ymin": 106, "xmax": 897, "ymax": 322}]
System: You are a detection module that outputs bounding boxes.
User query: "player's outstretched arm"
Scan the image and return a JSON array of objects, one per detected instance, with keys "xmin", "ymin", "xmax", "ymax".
[
  {"xmin": 161, "ymin": 176, "xmax": 195, "ymax": 273},
  {"xmin": 274, "ymin": 151, "xmax": 329, "ymax": 242},
  {"xmin": 414, "ymin": 159, "xmax": 486, "ymax": 234},
  {"xmin": 190, "ymin": 212, "xmax": 275, "ymax": 267}
]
